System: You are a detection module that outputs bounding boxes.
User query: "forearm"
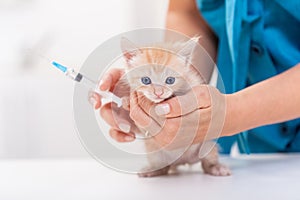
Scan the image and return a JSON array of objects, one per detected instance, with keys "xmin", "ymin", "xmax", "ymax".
[
  {"xmin": 224, "ymin": 63, "xmax": 300, "ymax": 136},
  {"xmin": 166, "ymin": 0, "xmax": 217, "ymax": 61}
]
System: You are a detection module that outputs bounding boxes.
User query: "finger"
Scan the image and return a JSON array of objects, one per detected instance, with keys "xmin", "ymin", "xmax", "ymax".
[
  {"xmin": 155, "ymin": 85, "xmax": 211, "ymax": 118},
  {"xmin": 88, "ymin": 91, "xmax": 102, "ymax": 109},
  {"xmin": 109, "ymin": 129, "xmax": 135, "ymax": 142},
  {"xmin": 136, "ymin": 92, "xmax": 156, "ymax": 117},
  {"xmin": 99, "ymin": 68, "xmax": 124, "ymax": 91},
  {"xmin": 129, "ymin": 92, "xmax": 161, "ymax": 133},
  {"xmin": 153, "ymin": 118, "xmax": 180, "ymax": 148},
  {"xmin": 154, "ymin": 110, "xmax": 201, "ymax": 150},
  {"xmin": 122, "ymin": 96, "xmax": 130, "ymax": 111},
  {"xmin": 100, "ymin": 103, "xmax": 131, "ymax": 133},
  {"xmin": 129, "ymin": 92, "xmax": 152, "ymax": 127}
]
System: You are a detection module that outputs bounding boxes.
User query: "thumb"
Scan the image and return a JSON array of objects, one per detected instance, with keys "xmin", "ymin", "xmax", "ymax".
[{"xmin": 155, "ymin": 85, "xmax": 211, "ymax": 118}]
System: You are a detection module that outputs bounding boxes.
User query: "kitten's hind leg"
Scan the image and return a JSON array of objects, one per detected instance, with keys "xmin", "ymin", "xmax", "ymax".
[
  {"xmin": 201, "ymin": 145, "xmax": 231, "ymax": 176},
  {"xmin": 138, "ymin": 166, "xmax": 170, "ymax": 178}
]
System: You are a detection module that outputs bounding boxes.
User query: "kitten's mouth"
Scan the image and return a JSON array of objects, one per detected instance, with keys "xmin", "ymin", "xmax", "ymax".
[
  {"xmin": 151, "ymin": 94, "xmax": 174, "ymax": 103},
  {"xmin": 152, "ymin": 97, "xmax": 165, "ymax": 103}
]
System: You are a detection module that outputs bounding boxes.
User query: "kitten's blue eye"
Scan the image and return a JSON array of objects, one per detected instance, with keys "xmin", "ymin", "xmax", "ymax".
[
  {"xmin": 165, "ymin": 77, "xmax": 175, "ymax": 85},
  {"xmin": 141, "ymin": 76, "xmax": 152, "ymax": 85}
]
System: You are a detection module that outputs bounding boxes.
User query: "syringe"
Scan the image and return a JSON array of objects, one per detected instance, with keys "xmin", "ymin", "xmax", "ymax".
[{"xmin": 52, "ymin": 61, "xmax": 123, "ymax": 107}]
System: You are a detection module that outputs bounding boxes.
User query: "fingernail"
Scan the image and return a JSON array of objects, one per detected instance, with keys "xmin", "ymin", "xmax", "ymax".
[
  {"xmin": 99, "ymin": 79, "xmax": 108, "ymax": 91},
  {"xmin": 88, "ymin": 96, "xmax": 96, "ymax": 107},
  {"xmin": 155, "ymin": 104, "xmax": 170, "ymax": 115},
  {"xmin": 119, "ymin": 123, "xmax": 131, "ymax": 133},
  {"xmin": 124, "ymin": 135, "xmax": 134, "ymax": 142},
  {"xmin": 99, "ymin": 80, "xmax": 104, "ymax": 89}
]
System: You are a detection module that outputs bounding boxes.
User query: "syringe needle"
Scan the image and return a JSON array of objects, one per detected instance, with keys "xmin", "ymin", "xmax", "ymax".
[{"xmin": 52, "ymin": 61, "xmax": 67, "ymax": 73}]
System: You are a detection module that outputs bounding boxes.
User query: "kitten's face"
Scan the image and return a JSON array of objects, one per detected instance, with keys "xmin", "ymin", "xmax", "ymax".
[
  {"xmin": 121, "ymin": 37, "xmax": 203, "ymax": 103},
  {"xmin": 126, "ymin": 64, "xmax": 190, "ymax": 103}
]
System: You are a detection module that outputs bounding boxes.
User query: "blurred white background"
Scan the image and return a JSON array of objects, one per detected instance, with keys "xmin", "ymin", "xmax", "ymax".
[
  {"xmin": 1, "ymin": 2, "xmax": 300, "ymax": 200},
  {"xmin": 0, "ymin": 0, "xmax": 168, "ymax": 158}
]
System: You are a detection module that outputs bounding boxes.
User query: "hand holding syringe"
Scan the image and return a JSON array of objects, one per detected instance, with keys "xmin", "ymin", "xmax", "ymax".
[{"xmin": 52, "ymin": 61, "xmax": 123, "ymax": 107}]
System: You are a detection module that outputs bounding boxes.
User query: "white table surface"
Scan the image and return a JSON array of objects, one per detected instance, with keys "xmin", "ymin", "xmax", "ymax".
[{"xmin": 1, "ymin": 154, "xmax": 300, "ymax": 200}]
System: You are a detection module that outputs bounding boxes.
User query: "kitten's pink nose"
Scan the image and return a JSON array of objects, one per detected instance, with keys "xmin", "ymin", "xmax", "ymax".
[{"xmin": 154, "ymin": 88, "xmax": 164, "ymax": 97}]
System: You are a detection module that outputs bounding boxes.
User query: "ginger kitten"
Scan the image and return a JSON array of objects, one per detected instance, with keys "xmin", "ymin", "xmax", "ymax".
[{"xmin": 120, "ymin": 37, "xmax": 231, "ymax": 177}]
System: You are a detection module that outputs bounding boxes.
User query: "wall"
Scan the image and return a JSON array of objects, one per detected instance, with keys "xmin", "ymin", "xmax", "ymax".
[{"xmin": 0, "ymin": 0, "xmax": 168, "ymax": 158}]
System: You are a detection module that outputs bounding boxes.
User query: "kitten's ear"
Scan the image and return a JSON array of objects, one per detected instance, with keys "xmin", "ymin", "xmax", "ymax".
[
  {"xmin": 120, "ymin": 37, "xmax": 141, "ymax": 63},
  {"xmin": 177, "ymin": 36, "xmax": 201, "ymax": 64}
]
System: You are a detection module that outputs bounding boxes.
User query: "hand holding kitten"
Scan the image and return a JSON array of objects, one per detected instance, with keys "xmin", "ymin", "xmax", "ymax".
[{"xmin": 129, "ymin": 84, "xmax": 227, "ymax": 148}]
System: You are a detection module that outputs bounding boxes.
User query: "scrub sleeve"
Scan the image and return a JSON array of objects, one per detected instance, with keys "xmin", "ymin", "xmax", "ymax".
[{"xmin": 196, "ymin": 0, "xmax": 300, "ymax": 153}]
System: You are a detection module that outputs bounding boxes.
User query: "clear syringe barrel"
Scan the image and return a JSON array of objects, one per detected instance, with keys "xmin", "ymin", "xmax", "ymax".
[{"xmin": 65, "ymin": 68, "xmax": 123, "ymax": 107}]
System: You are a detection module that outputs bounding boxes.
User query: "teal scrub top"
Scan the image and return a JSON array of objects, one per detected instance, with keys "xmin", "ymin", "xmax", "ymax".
[{"xmin": 196, "ymin": 0, "xmax": 300, "ymax": 153}]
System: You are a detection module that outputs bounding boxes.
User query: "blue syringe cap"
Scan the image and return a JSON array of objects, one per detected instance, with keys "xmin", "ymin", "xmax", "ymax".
[{"xmin": 52, "ymin": 61, "xmax": 67, "ymax": 73}]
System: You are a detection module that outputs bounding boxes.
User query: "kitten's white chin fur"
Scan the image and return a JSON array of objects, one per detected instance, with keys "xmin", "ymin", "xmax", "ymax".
[{"xmin": 151, "ymin": 98, "xmax": 165, "ymax": 103}]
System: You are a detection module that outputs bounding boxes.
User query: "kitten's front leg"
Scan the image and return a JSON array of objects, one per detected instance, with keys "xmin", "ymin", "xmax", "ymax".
[{"xmin": 200, "ymin": 144, "xmax": 231, "ymax": 176}]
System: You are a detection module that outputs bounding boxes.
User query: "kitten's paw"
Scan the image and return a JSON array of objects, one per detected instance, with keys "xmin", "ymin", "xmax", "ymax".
[
  {"xmin": 203, "ymin": 163, "xmax": 231, "ymax": 176},
  {"xmin": 138, "ymin": 166, "xmax": 170, "ymax": 178}
]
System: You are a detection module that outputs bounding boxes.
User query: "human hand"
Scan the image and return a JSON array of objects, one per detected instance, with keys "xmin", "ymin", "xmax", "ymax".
[
  {"xmin": 89, "ymin": 68, "xmax": 137, "ymax": 142},
  {"xmin": 129, "ymin": 85, "xmax": 227, "ymax": 149}
]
